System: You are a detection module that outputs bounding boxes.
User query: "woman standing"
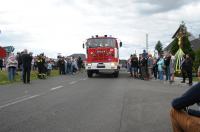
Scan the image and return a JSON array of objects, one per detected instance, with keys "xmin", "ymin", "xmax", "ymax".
[
  {"xmin": 170, "ymin": 55, "xmax": 175, "ymax": 83},
  {"xmin": 157, "ymin": 55, "xmax": 164, "ymax": 80},
  {"xmin": 6, "ymin": 53, "xmax": 18, "ymax": 81}
]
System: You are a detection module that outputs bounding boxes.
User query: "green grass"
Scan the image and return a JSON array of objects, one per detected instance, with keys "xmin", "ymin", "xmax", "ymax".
[
  {"xmin": 0, "ymin": 70, "xmax": 59, "ymax": 85},
  {"xmin": 193, "ymin": 77, "xmax": 200, "ymax": 82}
]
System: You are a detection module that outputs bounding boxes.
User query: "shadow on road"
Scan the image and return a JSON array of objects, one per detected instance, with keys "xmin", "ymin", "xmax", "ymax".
[{"xmin": 90, "ymin": 72, "xmax": 130, "ymax": 79}]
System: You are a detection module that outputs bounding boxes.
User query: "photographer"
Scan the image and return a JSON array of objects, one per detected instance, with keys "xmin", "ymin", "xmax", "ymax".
[{"xmin": 170, "ymin": 82, "xmax": 200, "ymax": 132}]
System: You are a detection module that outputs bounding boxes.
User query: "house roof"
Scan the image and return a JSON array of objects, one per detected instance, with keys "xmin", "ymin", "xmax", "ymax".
[
  {"xmin": 164, "ymin": 40, "xmax": 174, "ymax": 51},
  {"xmin": 69, "ymin": 53, "xmax": 86, "ymax": 60},
  {"xmin": 172, "ymin": 26, "xmax": 181, "ymax": 38},
  {"xmin": 164, "ymin": 38, "xmax": 200, "ymax": 52}
]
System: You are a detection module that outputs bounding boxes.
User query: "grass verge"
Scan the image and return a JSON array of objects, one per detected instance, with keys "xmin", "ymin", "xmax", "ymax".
[{"xmin": 0, "ymin": 70, "xmax": 59, "ymax": 85}]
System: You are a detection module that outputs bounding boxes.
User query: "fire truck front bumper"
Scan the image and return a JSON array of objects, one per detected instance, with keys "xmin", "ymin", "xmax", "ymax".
[{"xmin": 85, "ymin": 62, "xmax": 119, "ymax": 72}]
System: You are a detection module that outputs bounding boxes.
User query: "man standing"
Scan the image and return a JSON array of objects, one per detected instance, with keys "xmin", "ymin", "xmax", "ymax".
[
  {"xmin": 181, "ymin": 54, "xmax": 193, "ymax": 85},
  {"xmin": 128, "ymin": 55, "xmax": 133, "ymax": 77},
  {"xmin": 181, "ymin": 55, "xmax": 186, "ymax": 83},
  {"xmin": 185, "ymin": 54, "xmax": 193, "ymax": 86},
  {"xmin": 131, "ymin": 54, "xmax": 139, "ymax": 78},
  {"xmin": 77, "ymin": 56, "xmax": 83, "ymax": 71},
  {"xmin": 22, "ymin": 49, "xmax": 32, "ymax": 84},
  {"xmin": 57, "ymin": 57, "xmax": 65, "ymax": 75},
  {"xmin": 0, "ymin": 58, "xmax": 3, "ymax": 71}
]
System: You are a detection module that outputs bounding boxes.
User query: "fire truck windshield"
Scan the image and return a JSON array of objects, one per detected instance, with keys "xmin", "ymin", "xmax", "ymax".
[{"xmin": 86, "ymin": 38, "xmax": 116, "ymax": 48}]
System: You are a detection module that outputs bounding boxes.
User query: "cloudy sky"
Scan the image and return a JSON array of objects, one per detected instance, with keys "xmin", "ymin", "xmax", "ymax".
[{"xmin": 0, "ymin": 0, "xmax": 200, "ymax": 59}]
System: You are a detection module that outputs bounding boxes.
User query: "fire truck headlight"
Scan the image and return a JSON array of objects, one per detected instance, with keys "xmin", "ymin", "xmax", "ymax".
[
  {"xmin": 87, "ymin": 63, "xmax": 92, "ymax": 66},
  {"xmin": 111, "ymin": 63, "xmax": 115, "ymax": 67}
]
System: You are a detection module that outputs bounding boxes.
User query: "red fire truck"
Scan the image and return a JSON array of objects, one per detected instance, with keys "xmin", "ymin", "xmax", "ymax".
[{"xmin": 83, "ymin": 35, "xmax": 122, "ymax": 78}]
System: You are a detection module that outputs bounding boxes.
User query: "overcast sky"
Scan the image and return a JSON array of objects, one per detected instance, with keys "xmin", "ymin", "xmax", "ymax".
[{"xmin": 0, "ymin": 0, "xmax": 200, "ymax": 59}]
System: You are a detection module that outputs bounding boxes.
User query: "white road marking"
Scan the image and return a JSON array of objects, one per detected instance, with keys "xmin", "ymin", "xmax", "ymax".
[
  {"xmin": 69, "ymin": 81, "xmax": 77, "ymax": 85},
  {"xmin": 0, "ymin": 94, "xmax": 40, "ymax": 109},
  {"xmin": 50, "ymin": 86, "xmax": 64, "ymax": 91},
  {"xmin": 1, "ymin": 95, "xmax": 30, "ymax": 105}
]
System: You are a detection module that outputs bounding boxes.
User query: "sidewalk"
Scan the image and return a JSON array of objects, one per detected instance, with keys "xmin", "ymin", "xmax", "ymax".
[{"xmin": 173, "ymin": 77, "xmax": 198, "ymax": 86}]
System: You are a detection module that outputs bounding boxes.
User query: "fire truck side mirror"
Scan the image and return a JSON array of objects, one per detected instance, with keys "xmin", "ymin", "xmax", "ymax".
[
  {"xmin": 119, "ymin": 42, "xmax": 122, "ymax": 47},
  {"xmin": 83, "ymin": 43, "xmax": 85, "ymax": 49}
]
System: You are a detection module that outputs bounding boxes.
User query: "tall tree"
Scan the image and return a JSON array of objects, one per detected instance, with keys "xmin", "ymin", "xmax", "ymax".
[
  {"xmin": 194, "ymin": 48, "xmax": 200, "ymax": 72},
  {"xmin": 182, "ymin": 36, "xmax": 195, "ymax": 60},
  {"xmin": 155, "ymin": 41, "xmax": 163, "ymax": 55}
]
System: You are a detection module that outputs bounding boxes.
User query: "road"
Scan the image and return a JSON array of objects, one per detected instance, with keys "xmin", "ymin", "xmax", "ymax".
[{"xmin": 0, "ymin": 71, "xmax": 189, "ymax": 132}]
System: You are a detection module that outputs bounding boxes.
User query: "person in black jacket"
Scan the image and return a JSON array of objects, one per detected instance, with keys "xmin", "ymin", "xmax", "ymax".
[
  {"xmin": 181, "ymin": 55, "xmax": 186, "ymax": 83},
  {"xmin": 185, "ymin": 54, "xmax": 193, "ymax": 85},
  {"xmin": 152, "ymin": 58, "xmax": 158, "ymax": 79},
  {"xmin": 57, "ymin": 57, "xmax": 65, "ymax": 75},
  {"xmin": 181, "ymin": 54, "xmax": 193, "ymax": 85},
  {"xmin": 164, "ymin": 54, "xmax": 171, "ymax": 81},
  {"xmin": 77, "ymin": 56, "xmax": 83, "ymax": 71},
  {"xmin": 131, "ymin": 54, "xmax": 139, "ymax": 78},
  {"xmin": 37, "ymin": 54, "xmax": 46, "ymax": 79},
  {"xmin": 0, "ymin": 58, "xmax": 3, "ymax": 71},
  {"xmin": 170, "ymin": 82, "xmax": 200, "ymax": 132},
  {"xmin": 21, "ymin": 49, "xmax": 32, "ymax": 84},
  {"xmin": 140, "ymin": 56, "xmax": 148, "ymax": 80}
]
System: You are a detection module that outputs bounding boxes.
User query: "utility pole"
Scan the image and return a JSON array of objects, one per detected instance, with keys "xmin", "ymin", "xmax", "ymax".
[{"xmin": 146, "ymin": 33, "xmax": 148, "ymax": 53}]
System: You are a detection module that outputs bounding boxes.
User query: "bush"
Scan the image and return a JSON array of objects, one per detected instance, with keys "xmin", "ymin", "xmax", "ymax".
[{"xmin": 193, "ymin": 49, "xmax": 200, "ymax": 73}]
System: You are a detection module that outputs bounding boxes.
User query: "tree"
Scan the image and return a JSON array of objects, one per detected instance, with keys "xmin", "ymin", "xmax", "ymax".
[
  {"xmin": 155, "ymin": 41, "xmax": 163, "ymax": 55},
  {"xmin": 182, "ymin": 36, "xmax": 195, "ymax": 60},
  {"xmin": 193, "ymin": 48, "xmax": 200, "ymax": 72},
  {"xmin": 170, "ymin": 38, "xmax": 179, "ymax": 55}
]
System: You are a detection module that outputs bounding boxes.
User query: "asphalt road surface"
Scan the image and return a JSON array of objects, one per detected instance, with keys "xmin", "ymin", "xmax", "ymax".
[{"xmin": 0, "ymin": 71, "xmax": 190, "ymax": 132}]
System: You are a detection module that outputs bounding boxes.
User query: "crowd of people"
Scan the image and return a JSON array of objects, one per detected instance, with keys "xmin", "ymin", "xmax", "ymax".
[
  {"xmin": 0, "ymin": 49, "xmax": 83, "ymax": 84},
  {"xmin": 1, "ymin": 49, "xmax": 199, "ymax": 86},
  {"xmin": 127, "ymin": 50, "xmax": 196, "ymax": 86},
  {"xmin": 126, "ymin": 50, "xmax": 200, "ymax": 132},
  {"xmin": 56, "ymin": 56, "xmax": 83, "ymax": 75}
]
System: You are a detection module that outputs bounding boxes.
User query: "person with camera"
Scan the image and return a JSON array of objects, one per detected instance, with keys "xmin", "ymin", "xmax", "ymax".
[{"xmin": 170, "ymin": 82, "xmax": 200, "ymax": 132}]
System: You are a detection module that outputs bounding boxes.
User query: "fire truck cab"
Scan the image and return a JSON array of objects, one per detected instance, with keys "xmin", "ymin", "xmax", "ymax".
[{"xmin": 83, "ymin": 35, "xmax": 122, "ymax": 78}]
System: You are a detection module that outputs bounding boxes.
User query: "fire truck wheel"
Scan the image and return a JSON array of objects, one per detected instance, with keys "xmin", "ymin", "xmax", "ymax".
[
  {"xmin": 113, "ymin": 71, "xmax": 119, "ymax": 78},
  {"xmin": 87, "ymin": 70, "xmax": 93, "ymax": 78}
]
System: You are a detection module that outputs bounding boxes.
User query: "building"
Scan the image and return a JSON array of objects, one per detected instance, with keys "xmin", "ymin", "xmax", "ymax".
[
  {"xmin": 68, "ymin": 53, "xmax": 86, "ymax": 61},
  {"xmin": 164, "ymin": 34, "xmax": 200, "ymax": 52},
  {"xmin": 164, "ymin": 22, "xmax": 200, "ymax": 52}
]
